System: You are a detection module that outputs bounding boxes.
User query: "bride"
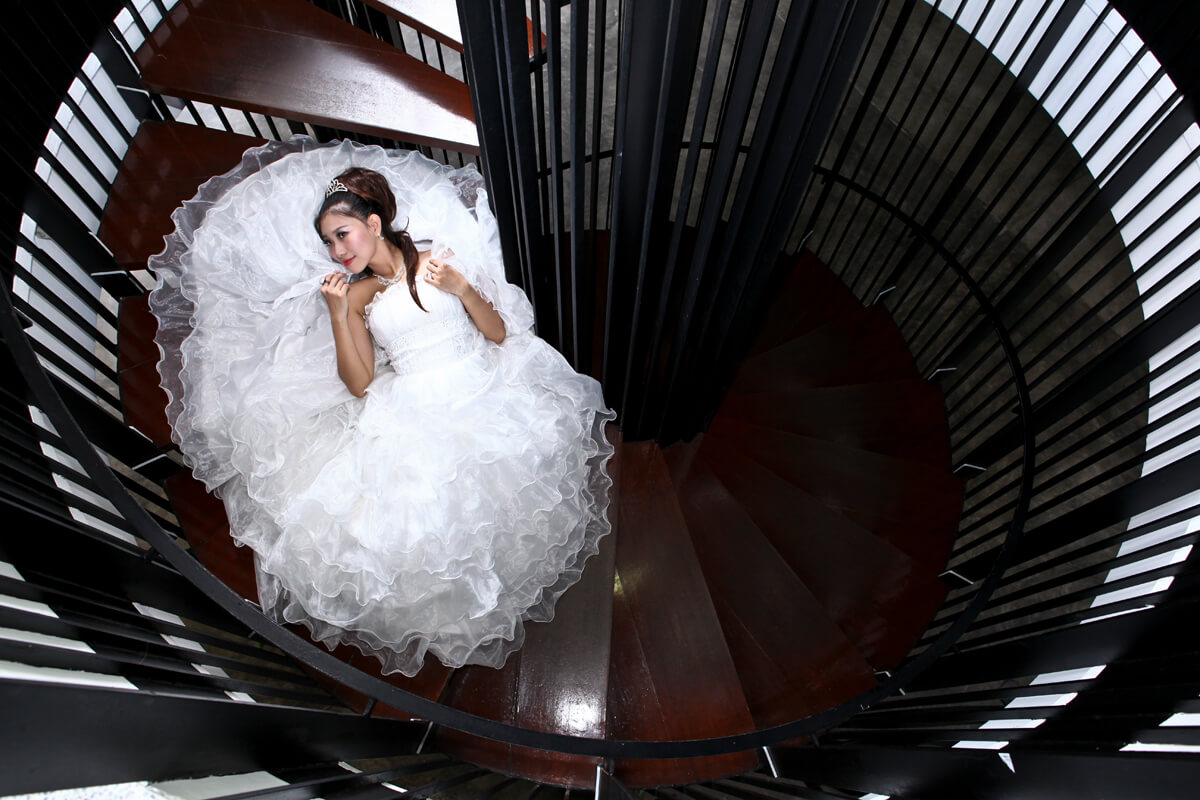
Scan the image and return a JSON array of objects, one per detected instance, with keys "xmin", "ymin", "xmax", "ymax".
[{"xmin": 150, "ymin": 138, "xmax": 615, "ymax": 677}]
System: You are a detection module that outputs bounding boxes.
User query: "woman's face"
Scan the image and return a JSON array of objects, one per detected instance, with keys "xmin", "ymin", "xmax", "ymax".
[{"xmin": 319, "ymin": 212, "xmax": 380, "ymax": 273}]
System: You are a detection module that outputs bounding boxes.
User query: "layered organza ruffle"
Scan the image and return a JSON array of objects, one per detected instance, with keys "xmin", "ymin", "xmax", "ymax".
[{"xmin": 149, "ymin": 138, "xmax": 614, "ymax": 675}]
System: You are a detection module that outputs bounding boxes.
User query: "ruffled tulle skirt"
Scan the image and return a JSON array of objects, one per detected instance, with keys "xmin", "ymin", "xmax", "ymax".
[{"xmin": 223, "ymin": 333, "xmax": 614, "ymax": 675}]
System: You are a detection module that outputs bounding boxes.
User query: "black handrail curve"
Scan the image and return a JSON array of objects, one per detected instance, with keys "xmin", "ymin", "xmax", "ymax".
[{"xmin": 0, "ymin": 153, "xmax": 1035, "ymax": 757}]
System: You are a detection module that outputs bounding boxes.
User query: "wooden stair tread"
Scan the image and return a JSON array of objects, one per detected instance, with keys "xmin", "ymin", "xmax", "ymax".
[
  {"xmin": 117, "ymin": 292, "xmax": 161, "ymax": 371},
  {"xmin": 136, "ymin": 0, "xmax": 478, "ymax": 152},
  {"xmin": 706, "ymin": 417, "xmax": 961, "ymax": 557},
  {"xmin": 434, "ymin": 656, "xmax": 522, "ymax": 775},
  {"xmin": 100, "ymin": 121, "xmax": 267, "ymax": 268},
  {"xmin": 747, "ymin": 250, "xmax": 863, "ymax": 356},
  {"xmin": 607, "ymin": 442, "xmax": 759, "ymax": 786},
  {"xmin": 715, "ymin": 380, "xmax": 952, "ymax": 468},
  {"xmin": 695, "ymin": 438, "xmax": 949, "ymax": 669},
  {"xmin": 118, "ymin": 294, "xmax": 172, "ymax": 449},
  {"xmin": 166, "ymin": 471, "xmax": 258, "ymax": 602},
  {"xmin": 733, "ymin": 308, "xmax": 918, "ymax": 394},
  {"xmin": 438, "ymin": 428, "xmax": 622, "ymax": 789},
  {"xmin": 667, "ymin": 449, "xmax": 877, "ymax": 726}
]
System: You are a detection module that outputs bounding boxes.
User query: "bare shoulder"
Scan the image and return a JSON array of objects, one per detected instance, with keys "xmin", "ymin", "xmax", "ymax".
[{"xmin": 348, "ymin": 275, "xmax": 382, "ymax": 313}]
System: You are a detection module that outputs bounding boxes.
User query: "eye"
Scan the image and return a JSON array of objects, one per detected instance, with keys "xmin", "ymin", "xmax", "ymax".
[{"xmin": 337, "ymin": 231, "xmax": 347, "ymax": 239}]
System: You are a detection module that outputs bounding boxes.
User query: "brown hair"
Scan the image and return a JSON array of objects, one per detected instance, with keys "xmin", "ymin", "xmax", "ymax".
[{"xmin": 315, "ymin": 167, "xmax": 425, "ymax": 311}]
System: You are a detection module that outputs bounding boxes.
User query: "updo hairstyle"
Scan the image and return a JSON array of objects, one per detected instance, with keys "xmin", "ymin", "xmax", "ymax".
[{"xmin": 315, "ymin": 167, "xmax": 425, "ymax": 311}]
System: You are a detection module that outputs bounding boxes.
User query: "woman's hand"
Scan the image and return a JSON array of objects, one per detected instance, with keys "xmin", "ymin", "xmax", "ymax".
[
  {"xmin": 424, "ymin": 258, "xmax": 470, "ymax": 297},
  {"xmin": 320, "ymin": 272, "xmax": 352, "ymax": 320}
]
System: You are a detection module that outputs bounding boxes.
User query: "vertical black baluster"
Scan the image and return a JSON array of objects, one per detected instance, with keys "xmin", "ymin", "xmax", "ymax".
[
  {"xmin": 633, "ymin": 0, "xmax": 731, "ymax": 433},
  {"xmin": 617, "ymin": 0, "xmax": 690, "ymax": 426},
  {"xmin": 546, "ymin": 1, "xmax": 567, "ymax": 355},
  {"xmin": 568, "ymin": 0, "xmax": 589, "ymax": 369}
]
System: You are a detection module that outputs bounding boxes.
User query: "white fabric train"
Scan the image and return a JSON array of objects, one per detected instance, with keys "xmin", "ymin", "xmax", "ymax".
[{"xmin": 150, "ymin": 138, "xmax": 614, "ymax": 676}]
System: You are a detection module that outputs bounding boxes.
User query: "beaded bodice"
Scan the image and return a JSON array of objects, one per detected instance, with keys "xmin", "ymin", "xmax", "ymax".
[{"xmin": 364, "ymin": 279, "xmax": 483, "ymax": 376}]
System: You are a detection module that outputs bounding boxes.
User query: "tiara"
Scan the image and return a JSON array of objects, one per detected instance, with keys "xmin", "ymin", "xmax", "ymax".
[{"xmin": 325, "ymin": 178, "xmax": 350, "ymax": 197}]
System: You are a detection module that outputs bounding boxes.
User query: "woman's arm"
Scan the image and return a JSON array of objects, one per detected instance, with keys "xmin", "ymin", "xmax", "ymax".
[
  {"xmin": 425, "ymin": 258, "xmax": 506, "ymax": 344},
  {"xmin": 321, "ymin": 273, "xmax": 376, "ymax": 397}
]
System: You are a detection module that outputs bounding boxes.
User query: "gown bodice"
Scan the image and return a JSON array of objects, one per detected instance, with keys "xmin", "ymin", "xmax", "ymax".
[{"xmin": 365, "ymin": 278, "xmax": 484, "ymax": 376}]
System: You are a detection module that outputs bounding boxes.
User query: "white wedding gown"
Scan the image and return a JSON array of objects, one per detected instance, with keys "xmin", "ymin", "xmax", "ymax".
[{"xmin": 149, "ymin": 138, "xmax": 614, "ymax": 676}]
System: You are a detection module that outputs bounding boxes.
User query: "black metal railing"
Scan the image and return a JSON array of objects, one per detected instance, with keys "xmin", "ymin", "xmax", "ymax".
[
  {"xmin": 781, "ymin": 0, "xmax": 1200, "ymax": 792},
  {"xmin": 1, "ymin": 0, "xmax": 1030, "ymax": 764},
  {"xmin": 4, "ymin": 0, "xmax": 1200, "ymax": 796}
]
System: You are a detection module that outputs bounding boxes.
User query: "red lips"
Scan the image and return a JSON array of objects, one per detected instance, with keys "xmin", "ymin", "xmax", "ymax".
[{"xmin": 342, "ymin": 258, "xmax": 355, "ymax": 267}]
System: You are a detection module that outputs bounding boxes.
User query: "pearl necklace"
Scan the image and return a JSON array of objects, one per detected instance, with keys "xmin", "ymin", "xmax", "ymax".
[{"xmin": 376, "ymin": 271, "xmax": 404, "ymax": 287}]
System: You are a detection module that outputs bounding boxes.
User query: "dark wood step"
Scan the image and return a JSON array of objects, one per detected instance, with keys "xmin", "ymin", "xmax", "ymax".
[
  {"xmin": 694, "ymin": 437, "xmax": 948, "ymax": 670},
  {"xmin": 705, "ymin": 419, "xmax": 960, "ymax": 578},
  {"xmin": 100, "ymin": 120, "xmax": 266, "ymax": 268},
  {"xmin": 747, "ymin": 250, "xmax": 864, "ymax": 357},
  {"xmin": 136, "ymin": 0, "xmax": 477, "ymax": 152},
  {"xmin": 607, "ymin": 442, "xmax": 760, "ymax": 787},
  {"xmin": 732, "ymin": 307, "xmax": 918, "ymax": 394},
  {"xmin": 437, "ymin": 428, "xmax": 623, "ymax": 789},
  {"xmin": 117, "ymin": 294, "xmax": 172, "ymax": 449},
  {"xmin": 665, "ymin": 446, "xmax": 877, "ymax": 727},
  {"xmin": 166, "ymin": 471, "xmax": 258, "ymax": 602},
  {"xmin": 116, "ymin": 291, "xmax": 161, "ymax": 372},
  {"xmin": 715, "ymin": 380, "xmax": 952, "ymax": 468}
]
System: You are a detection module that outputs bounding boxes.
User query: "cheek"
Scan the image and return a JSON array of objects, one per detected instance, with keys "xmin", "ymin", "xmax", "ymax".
[{"xmin": 360, "ymin": 232, "xmax": 380, "ymax": 256}]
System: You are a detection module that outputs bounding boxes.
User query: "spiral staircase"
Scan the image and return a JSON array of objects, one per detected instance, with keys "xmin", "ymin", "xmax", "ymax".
[
  {"xmin": 5, "ymin": 0, "xmax": 1200, "ymax": 798},
  {"xmin": 117, "ymin": 188, "xmax": 960, "ymax": 785}
]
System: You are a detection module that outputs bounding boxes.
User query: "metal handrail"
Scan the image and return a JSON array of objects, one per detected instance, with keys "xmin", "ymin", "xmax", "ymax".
[
  {"xmin": 0, "ymin": 226, "xmax": 1035, "ymax": 757},
  {"xmin": 0, "ymin": 0, "xmax": 1039, "ymax": 761}
]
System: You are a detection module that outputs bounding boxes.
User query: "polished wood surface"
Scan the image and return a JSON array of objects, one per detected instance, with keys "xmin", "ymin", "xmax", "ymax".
[
  {"xmin": 165, "ymin": 472, "xmax": 258, "ymax": 601},
  {"xmin": 706, "ymin": 419, "xmax": 959, "ymax": 567},
  {"xmin": 681, "ymin": 249, "xmax": 959, "ymax": 676},
  {"xmin": 716, "ymin": 380, "xmax": 951, "ymax": 467},
  {"xmin": 117, "ymin": 294, "xmax": 172, "ymax": 448},
  {"xmin": 668, "ymin": 449, "xmax": 878, "ymax": 726},
  {"xmin": 438, "ymin": 429, "xmax": 623, "ymax": 788},
  {"xmin": 607, "ymin": 442, "xmax": 760, "ymax": 786},
  {"xmin": 696, "ymin": 436, "xmax": 948, "ymax": 669},
  {"xmin": 100, "ymin": 121, "xmax": 265, "ymax": 268},
  {"xmin": 136, "ymin": 0, "xmax": 478, "ymax": 152},
  {"xmin": 435, "ymin": 653, "xmax": 522, "ymax": 776},
  {"xmin": 733, "ymin": 309, "xmax": 917, "ymax": 394},
  {"xmin": 747, "ymin": 250, "xmax": 858, "ymax": 356}
]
